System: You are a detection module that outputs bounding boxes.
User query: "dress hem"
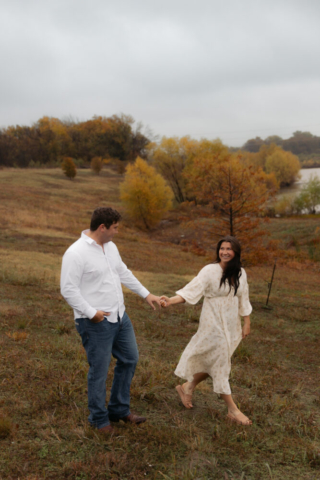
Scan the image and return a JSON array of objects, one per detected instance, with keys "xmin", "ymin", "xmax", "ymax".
[{"xmin": 174, "ymin": 371, "xmax": 231, "ymax": 396}]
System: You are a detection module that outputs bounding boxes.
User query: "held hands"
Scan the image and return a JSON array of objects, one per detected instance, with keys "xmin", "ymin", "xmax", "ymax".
[
  {"xmin": 160, "ymin": 296, "xmax": 171, "ymax": 307},
  {"xmin": 145, "ymin": 294, "xmax": 176, "ymax": 309},
  {"xmin": 160, "ymin": 295, "xmax": 185, "ymax": 307},
  {"xmin": 91, "ymin": 310, "xmax": 110, "ymax": 323}
]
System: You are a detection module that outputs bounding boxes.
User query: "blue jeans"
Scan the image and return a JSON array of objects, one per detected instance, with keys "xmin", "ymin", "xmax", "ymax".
[{"xmin": 75, "ymin": 312, "xmax": 139, "ymax": 429}]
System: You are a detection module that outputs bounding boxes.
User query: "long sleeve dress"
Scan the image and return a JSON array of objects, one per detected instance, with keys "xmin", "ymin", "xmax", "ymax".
[{"xmin": 174, "ymin": 263, "xmax": 252, "ymax": 395}]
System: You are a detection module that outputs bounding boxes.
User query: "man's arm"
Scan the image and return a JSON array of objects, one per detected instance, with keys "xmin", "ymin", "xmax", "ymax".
[{"xmin": 116, "ymin": 252, "xmax": 161, "ymax": 310}]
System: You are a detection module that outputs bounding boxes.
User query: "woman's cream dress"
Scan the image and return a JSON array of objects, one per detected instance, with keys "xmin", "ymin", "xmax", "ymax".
[{"xmin": 174, "ymin": 263, "xmax": 252, "ymax": 395}]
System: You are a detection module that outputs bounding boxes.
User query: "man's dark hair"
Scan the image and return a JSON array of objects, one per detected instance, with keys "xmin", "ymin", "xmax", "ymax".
[{"xmin": 90, "ymin": 207, "xmax": 122, "ymax": 231}]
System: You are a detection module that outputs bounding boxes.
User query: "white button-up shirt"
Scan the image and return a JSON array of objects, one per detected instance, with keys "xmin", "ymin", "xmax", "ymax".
[{"xmin": 60, "ymin": 230, "xmax": 150, "ymax": 322}]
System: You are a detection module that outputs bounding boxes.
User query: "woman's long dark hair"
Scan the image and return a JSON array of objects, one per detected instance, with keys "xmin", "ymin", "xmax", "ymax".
[{"xmin": 215, "ymin": 236, "xmax": 242, "ymax": 295}]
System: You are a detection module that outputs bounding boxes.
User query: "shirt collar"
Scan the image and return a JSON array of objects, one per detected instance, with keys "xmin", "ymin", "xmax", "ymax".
[
  {"xmin": 81, "ymin": 230, "xmax": 111, "ymax": 250},
  {"xmin": 81, "ymin": 230, "xmax": 96, "ymax": 245}
]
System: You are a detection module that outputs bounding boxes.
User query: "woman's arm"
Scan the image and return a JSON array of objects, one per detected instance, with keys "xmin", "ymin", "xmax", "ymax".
[
  {"xmin": 160, "ymin": 295, "xmax": 185, "ymax": 307},
  {"xmin": 242, "ymin": 315, "xmax": 250, "ymax": 338}
]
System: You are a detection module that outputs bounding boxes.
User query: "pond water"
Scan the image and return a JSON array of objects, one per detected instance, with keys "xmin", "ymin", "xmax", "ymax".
[
  {"xmin": 279, "ymin": 167, "xmax": 320, "ymax": 195},
  {"xmin": 278, "ymin": 167, "xmax": 320, "ymax": 213},
  {"xmin": 296, "ymin": 167, "xmax": 320, "ymax": 186}
]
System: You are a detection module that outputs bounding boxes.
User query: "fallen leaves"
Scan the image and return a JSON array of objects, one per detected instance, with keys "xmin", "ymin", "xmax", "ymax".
[{"xmin": 5, "ymin": 331, "xmax": 29, "ymax": 341}]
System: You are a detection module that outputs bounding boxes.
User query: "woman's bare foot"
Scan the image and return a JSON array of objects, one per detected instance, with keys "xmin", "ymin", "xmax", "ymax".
[
  {"xmin": 226, "ymin": 409, "xmax": 252, "ymax": 426},
  {"xmin": 175, "ymin": 383, "xmax": 193, "ymax": 409},
  {"xmin": 182, "ymin": 381, "xmax": 193, "ymax": 395}
]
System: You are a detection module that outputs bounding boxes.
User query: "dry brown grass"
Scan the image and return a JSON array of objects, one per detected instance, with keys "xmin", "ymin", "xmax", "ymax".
[{"xmin": 0, "ymin": 168, "xmax": 319, "ymax": 479}]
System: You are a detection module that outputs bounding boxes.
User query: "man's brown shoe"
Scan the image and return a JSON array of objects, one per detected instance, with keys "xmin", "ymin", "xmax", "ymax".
[
  {"xmin": 115, "ymin": 413, "xmax": 146, "ymax": 425},
  {"xmin": 98, "ymin": 424, "xmax": 114, "ymax": 435}
]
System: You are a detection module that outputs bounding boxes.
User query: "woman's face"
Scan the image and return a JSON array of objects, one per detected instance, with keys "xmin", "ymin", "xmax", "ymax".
[{"xmin": 219, "ymin": 242, "xmax": 235, "ymax": 263}]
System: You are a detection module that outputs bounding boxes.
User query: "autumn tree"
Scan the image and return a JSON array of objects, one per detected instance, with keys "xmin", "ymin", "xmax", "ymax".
[
  {"xmin": 148, "ymin": 136, "xmax": 196, "ymax": 203},
  {"xmin": 34, "ymin": 116, "xmax": 72, "ymax": 164},
  {"xmin": 243, "ymin": 143, "xmax": 301, "ymax": 187},
  {"xmin": 120, "ymin": 157, "xmax": 173, "ymax": 230},
  {"xmin": 69, "ymin": 114, "xmax": 148, "ymax": 163},
  {"xmin": 265, "ymin": 135, "xmax": 283, "ymax": 146},
  {"xmin": 242, "ymin": 143, "xmax": 278, "ymax": 170},
  {"xmin": 130, "ymin": 121, "xmax": 150, "ymax": 161},
  {"xmin": 90, "ymin": 156, "xmax": 103, "ymax": 174},
  {"xmin": 186, "ymin": 153, "xmax": 278, "ymax": 263},
  {"xmin": 282, "ymin": 131, "xmax": 320, "ymax": 155},
  {"xmin": 61, "ymin": 157, "xmax": 77, "ymax": 180},
  {"xmin": 242, "ymin": 137, "xmax": 264, "ymax": 152},
  {"xmin": 149, "ymin": 137, "xmax": 229, "ymax": 204},
  {"xmin": 265, "ymin": 148, "xmax": 300, "ymax": 186}
]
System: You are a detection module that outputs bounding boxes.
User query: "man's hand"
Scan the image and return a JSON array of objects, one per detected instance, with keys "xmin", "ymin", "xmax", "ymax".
[
  {"xmin": 90, "ymin": 310, "xmax": 111, "ymax": 323},
  {"xmin": 145, "ymin": 293, "xmax": 162, "ymax": 310}
]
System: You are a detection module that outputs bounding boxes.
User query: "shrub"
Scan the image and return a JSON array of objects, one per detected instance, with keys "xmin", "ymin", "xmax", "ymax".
[
  {"xmin": 294, "ymin": 175, "xmax": 320, "ymax": 214},
  {"xmin": 90, "ymin": 157, "xmax": 103, "ymax": 175},
  {"xmin": 274, "ymin": 195, "xmax": 295, "ymax": 216},
  {"xmin": 61, "ymin": 157, "xmax": 77, "ymax": 180}
]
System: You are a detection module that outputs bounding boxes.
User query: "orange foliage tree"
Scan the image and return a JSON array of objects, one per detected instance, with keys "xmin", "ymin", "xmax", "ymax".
[
  {"xmin": 243, "ymin": 143, "xmax": 300, "ymax": 187},
  {"xmin": 186, "ymin": 153, "xmax": 278, "ymax": 263},
  {"xmin": 120, "ymin": 157, "xmax": 173, "ymax": 230},
  {"xmin": 148, "ymin": 137, "xmax": 229, "ymax": 204},
  {"xmin": 147, "ymin": 136, "xmax": 197, "ymax": 203}
]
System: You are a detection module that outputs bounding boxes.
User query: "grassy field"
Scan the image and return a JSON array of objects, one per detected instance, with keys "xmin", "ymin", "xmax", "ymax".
[{"xmin": 0, "ymin": 168, "xmax": 319, "ymax": 480}]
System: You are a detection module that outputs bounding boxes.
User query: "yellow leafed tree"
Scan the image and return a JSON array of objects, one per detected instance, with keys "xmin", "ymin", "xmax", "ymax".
[
  {"xmin": 120, "ymin": 157, "xmax": 173, "ymax": 230},
  {"xmin": 147, "ymin": 136, "xmax": 198, "ymax": 203},
  {"xmin": 148, "ymin": 136, "xmax": 229, "ymax": 204},
  {"xmin": 265, "ymin": 149, "xmax": 301, "ymax": 186},
  {"xmin": 244, "ymin": 143, "xmax": 301, "ymax": 186}
]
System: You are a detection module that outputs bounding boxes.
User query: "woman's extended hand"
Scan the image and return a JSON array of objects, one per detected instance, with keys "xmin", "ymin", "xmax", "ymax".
[
  {"xmin": 160, "ymin": 296, "xmax": 171, "ymax": 307},
  {"xmin": 242, "ymin": 322, "xmax": 250, "ymax": 339}
]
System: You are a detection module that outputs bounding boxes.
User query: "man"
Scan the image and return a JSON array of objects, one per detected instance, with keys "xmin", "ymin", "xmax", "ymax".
[{"xmin": 60, "ymin": 207, "xmax": 161, "ymax": 435}]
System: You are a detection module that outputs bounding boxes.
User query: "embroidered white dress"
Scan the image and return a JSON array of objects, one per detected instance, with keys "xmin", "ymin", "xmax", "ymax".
[{"xmin": 174, "ymin": 264, "xmax": 252, "ymax": 395}]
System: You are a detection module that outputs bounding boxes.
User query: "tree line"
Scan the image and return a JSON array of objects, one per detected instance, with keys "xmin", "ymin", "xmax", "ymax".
[
  {"xmin": 0, "ymin": 115, "xmax": 149, "ymax": 167},
  {"xmin": 241, "ymin": 131, "xmax": 320, "ymax": 167},
  {"xmin": 2, "ymin": 114, "xmax": 320, "ymax": 169}
]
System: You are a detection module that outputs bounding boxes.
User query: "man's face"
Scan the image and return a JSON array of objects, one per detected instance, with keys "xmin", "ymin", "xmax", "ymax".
[{"xmin": 101, "ymin": 222, "xmax": 119, "ymax": 243}]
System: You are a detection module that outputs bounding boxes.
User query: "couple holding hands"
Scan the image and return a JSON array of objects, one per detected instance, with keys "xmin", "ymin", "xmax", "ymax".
[{"xmin": 61, "ymin": 207, "xmax": 252, "ymax": 436}]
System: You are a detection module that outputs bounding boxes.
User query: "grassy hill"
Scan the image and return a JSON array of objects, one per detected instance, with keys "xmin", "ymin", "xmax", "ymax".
[{"xmin": 0, "ymin": 168, "xmax": 319, "ymax": 479}]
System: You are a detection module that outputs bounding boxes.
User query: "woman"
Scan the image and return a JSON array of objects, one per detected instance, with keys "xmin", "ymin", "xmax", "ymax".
[{"xmin": 160, "ymin": 236, "xmax": 252, "ymax": 425}]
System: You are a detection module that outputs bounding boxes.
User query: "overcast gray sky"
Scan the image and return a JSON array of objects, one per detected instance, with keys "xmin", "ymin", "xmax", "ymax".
[{"xmin": 1, "ymin": 0, "xmax": 320, "ymax": 146}]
